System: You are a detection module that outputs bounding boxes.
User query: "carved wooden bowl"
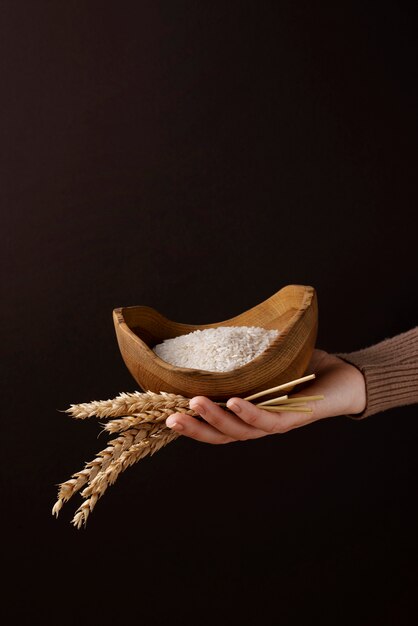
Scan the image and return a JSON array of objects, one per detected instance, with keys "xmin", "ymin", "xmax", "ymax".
[{"xmin": 113, "ymin": 284, "xmax": 318, "ymax": 401}]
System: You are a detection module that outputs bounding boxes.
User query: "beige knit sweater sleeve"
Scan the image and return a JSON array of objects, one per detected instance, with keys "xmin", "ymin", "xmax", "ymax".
[{"xmin": 335, "ymin": 326, "xmax": 418, "ymax": 419}]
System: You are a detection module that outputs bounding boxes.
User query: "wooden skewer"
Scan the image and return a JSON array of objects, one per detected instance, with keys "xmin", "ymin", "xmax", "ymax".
[
  {"xmin": 243, "ymin": 374, "xmax": 316, "ymax": 402},
  {"xmin": 257, "ymin": 394, "xmax": 324, "ymax": 407}
]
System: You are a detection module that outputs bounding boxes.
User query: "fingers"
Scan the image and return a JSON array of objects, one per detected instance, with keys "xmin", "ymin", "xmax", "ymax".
[
  {"xmin": 229, "ymin": 397, "xmax": 327, "ymax": 434},
  {"xmin": 225, "ymin": 397, "xmax": 313, "ymax": 434},
  {"xmin": 165, "ymin": 413, "xmax": 235, "ymax": 445},
  {"xmin": 189, "ymin": 397, "xmax": 268, "ymax": 441},
  {"xmin": 165, "ymin": 396, "xmax": 268, "ymax": 444}
]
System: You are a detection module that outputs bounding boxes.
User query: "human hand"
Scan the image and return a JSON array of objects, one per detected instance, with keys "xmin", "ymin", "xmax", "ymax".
[{"xmin": 165, "ymin": 349, "xmax": 367, "ymax": 444}]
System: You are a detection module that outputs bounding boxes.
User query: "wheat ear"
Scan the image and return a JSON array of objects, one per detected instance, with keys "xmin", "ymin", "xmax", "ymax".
[
  {"xmin": 53, "ymin": 393, "xmax": 194, "ymax": 513},
  {"xmin": 52, "ymin": 401, "xmax": 198, "ymax": 515},
  {"xmin": 71, "ymin": 429, "xmax": 179, "ymax": 529},
  {"xmin": 102, "ymin": 406, "xmax": 196, "ymax": 433},
  {"xmin": 64, "ymin": 390, "xmax": 189, "ymax": 419},
  {"xmin": 52, "ymin": 425, "xmax": 159, "ymax": 516}
]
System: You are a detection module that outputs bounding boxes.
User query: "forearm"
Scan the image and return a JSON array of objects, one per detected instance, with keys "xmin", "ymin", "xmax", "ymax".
[{"xmin": 335, "ymin": 326, "xmax": 418, "ymax": 419}]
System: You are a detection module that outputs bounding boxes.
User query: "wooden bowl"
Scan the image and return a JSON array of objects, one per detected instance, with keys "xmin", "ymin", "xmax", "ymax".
[{"xmin": 113, "ymin": 284, "xmax": 318, "ymax": 401}]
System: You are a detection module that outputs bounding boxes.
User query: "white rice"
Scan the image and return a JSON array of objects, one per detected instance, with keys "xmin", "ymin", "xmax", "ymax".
[{"xmin": 152, "ymin": 325, "xmax": 280, "ymax": 372}]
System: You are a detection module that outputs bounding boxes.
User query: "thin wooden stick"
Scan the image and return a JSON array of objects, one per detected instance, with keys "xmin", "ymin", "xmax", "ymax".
[
  {"xmin": 254, "ymin": 394, "xmax": 288, "ymax": 406},
  {"xmin": 263, "ymin": 406, "xmax": 312, "ymax": 413},
  {"xmin": 256, "ymin": 394, "xmax": 324, "ymax": 407},
  {"xmin": 215, "ymin": 396, "xmax": 289, "ymax": 406},
  {"xmin": 243, "ymin": 374, "xmax": 316, "ymax": 402},
  {"xmin": 216, "ymin": 394, "xmax": 288, "ymax": 407}
]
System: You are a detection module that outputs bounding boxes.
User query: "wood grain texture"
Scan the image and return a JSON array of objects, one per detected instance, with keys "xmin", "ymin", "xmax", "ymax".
[{"xmin": 113, "ymin": 284, "xmax": 318, "ymax": 401}]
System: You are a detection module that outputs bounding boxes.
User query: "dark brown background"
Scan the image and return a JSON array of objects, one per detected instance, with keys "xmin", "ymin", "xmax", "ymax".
[{"xmin": 1, "ymin": 1, "xmax": 417, "ymax": 624}]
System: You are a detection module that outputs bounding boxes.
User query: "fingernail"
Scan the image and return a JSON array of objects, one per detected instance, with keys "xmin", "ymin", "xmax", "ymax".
[
  {"xmin": 166, "ymin": 417, "xmax": 183, "ymax": 430},
  {"xmin": 227, "ymin": 400, "xmax": 241, "ymax": 413},
  {"xmin": 190, "ymin": 402, "xmax": 205, "ymax": 416}
]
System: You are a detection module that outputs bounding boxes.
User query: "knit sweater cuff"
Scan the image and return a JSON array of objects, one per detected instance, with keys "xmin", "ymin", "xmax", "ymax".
[{"xmin": 335, "ymin": 326, "xmax": 418, "ymax": 419}]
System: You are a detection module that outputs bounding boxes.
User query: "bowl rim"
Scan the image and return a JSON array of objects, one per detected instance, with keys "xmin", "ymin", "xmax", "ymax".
[{"xmin": 113, "ymin": 284, "xmax": 316, "ymax": 378}]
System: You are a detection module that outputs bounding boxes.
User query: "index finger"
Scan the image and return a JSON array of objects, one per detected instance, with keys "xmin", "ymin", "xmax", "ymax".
[{"xmin": 225, "ymin": 397, "xmax": 319, "ymax": 434}]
